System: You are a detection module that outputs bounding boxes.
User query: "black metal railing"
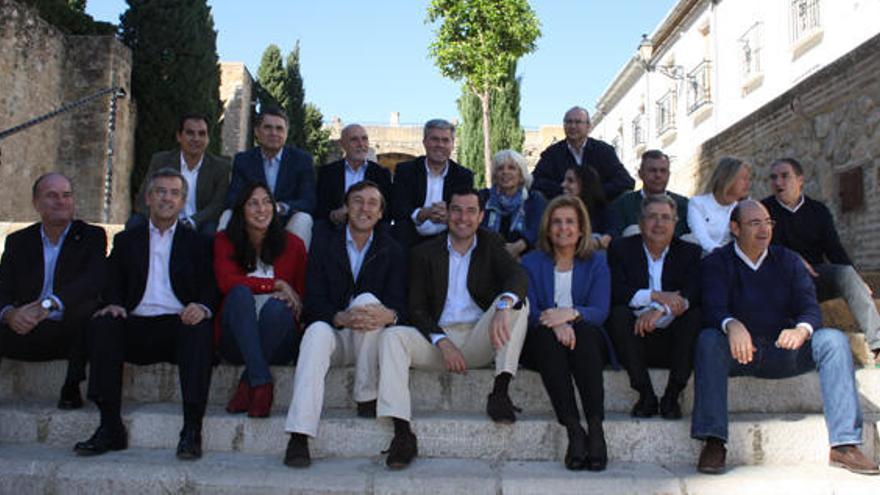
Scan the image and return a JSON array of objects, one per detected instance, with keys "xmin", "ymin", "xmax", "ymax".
[
  {"xmin": 656, "ymin": 90, "xmax": 676, "ymax": 135},
  {"xmin": 687, "ymin": 60, "xmax": 712, "ymax": 114},
  {"xmin": 790, "ymin": 0, "xmax": 821, "ymax": 44}
]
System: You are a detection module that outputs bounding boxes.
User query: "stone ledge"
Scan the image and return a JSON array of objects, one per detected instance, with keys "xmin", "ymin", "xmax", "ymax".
[
  {"xmin": 1, "ymin": 443, "xmax": 878, "ymax": 495},
  {"xmin": 0, "ymin": 402, "xmax": 876, "ymax": 465}
]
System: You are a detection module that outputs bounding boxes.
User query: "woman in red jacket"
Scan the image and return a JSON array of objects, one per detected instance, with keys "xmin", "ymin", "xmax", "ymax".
[{"xmin": 214, "ymin": 183, "xmax": 307, "ymax": 417}]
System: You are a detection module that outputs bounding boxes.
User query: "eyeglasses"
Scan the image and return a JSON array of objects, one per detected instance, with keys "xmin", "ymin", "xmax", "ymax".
[
  {"xmin": 741, "ymin": 219, "xmax": 776, "ymax": 228},
  {"xmin": 644, "ymin": 213, "xmax": 675, "ymax": 223}
]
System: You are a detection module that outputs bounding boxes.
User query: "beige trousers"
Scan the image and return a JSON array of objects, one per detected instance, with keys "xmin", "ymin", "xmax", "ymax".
[
  {"xmin": 218, "ymin": 209, "xmax": 313, "ymax": 250},
  {"xmin": 377, "ymin": 297, "xmax": 529, "ymax": 421},
  {"xmin": 284, "ymin": 293, "xmax": 398, "ymax": 437}
]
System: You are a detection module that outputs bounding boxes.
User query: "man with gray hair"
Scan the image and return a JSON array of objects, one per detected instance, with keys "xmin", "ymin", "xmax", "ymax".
[
  {"xmin": 532, "ymin": 106, "xmax": 634, "ymax": 201},
  {"xmin": 607, "ymin": 195, "xmax": 702, "ymax": 420},
  {"xmin": 0, "ymin": 172, "xmax": 106, "ymax": 409},
  {"xmin": 390, "ymin": 119, "xmax": 473, "ymax": 247}
]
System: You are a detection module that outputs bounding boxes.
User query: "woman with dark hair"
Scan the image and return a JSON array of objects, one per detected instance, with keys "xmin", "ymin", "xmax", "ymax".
[
  {"xmin": 561, "ymin": 165, "xmax": 612, "ymax": 249},
  {"xmin": 478, "ymin": 149, "xmax": 547, "ymax": 260},
  {"xmin": 214, "ymin": 183, "xmax": 307, "ymax": 417},
  {"xmin": 521, "ymin": 195, "xmax": 613, "ymax": 471}
]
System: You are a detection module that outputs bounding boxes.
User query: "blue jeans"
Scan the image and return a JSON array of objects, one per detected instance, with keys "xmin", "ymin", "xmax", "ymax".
[
  {"xmin": 219, "ymin": 285, "xmax": 299, "ymax": 386},
  {"xmin": 691, "ymin": 327, "xmax": 863, "ymax": 446},
  {"xmin": 814, "ymin": 263, "xmax": 880, "ymax": 351}
]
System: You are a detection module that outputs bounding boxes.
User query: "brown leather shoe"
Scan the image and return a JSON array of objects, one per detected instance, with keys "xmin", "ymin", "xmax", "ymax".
[
  {"xmin": 697, "ymin": 437, "xmax": 726, "ymax": 474},
  {"xmin": 226, "ymin": 380, "xmax": 251, "ymax": 414},
  {"xmin": 829, "ymin": 445, "xmax": 880, "ymax": 475}
]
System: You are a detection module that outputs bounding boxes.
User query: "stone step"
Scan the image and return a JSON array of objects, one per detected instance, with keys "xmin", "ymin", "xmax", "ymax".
[
  {"xmin": 1, "ymin": 402, "xmax": 877, "ymax": 465},
  {"xmin": 3, "ymin": 360, "xmax": 880, "ymax": 415},
  {"xmin": 1, "ymin": 443, "xmax": 877, "ymax": 495}
]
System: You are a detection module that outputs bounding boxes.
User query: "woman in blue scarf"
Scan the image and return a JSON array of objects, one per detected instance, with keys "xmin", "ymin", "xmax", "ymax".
[{"xmin": 478, "ymin": 150, "xmax": 547, "ymax": 260}]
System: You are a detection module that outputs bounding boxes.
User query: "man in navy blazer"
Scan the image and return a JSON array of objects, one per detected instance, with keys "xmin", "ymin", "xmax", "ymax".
[
  {"xmin": 0, "ymin": 173, "xmax": 106, "ymax": 409},
  {"xmin": 283, "ymin": 181, "xmax": 407, "ymax": 468},
  {"xmin": 223, "ymin": 106, "xmax": 316, "ymax": 248},
  {"xmin": 315, "ymin": 124, "xmax": 392, "ymax": 228},
  {"xmin": 607, "ymin": 195, "xmax": 701, "ymax": 420},
  {"xmin": 691, "ymin": 200, "xmax": 877, "ymax": 475},
  {"xmin": 532, "ymin": 106, "xmax": 634, "ymax": 202},
  {"xmin": 75, "ymin": 168, "xmax": 215, "ymax": 461},
  {"xmin": 390, "ymin": 119, "xmax": 473, "ymax": 247}
]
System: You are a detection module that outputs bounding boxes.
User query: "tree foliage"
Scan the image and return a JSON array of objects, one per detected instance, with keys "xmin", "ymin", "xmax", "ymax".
[
  {"xmin": 22, "ymin": 0, "xmax": 114, "ymax": 34},
  {"xmin": 457, "ymin": 61, "xmax": 524, "ymax": 187},
  {"xmin": 120, "ymin": 0, "xmax": 222, "ymax": 202},
  {"xmin": 427, "ymin": 0, "xmax": 539, "ymax": 184},
  {"xmin": 254, "ymin": 41, "xmax": 329, "ymax": 163}
]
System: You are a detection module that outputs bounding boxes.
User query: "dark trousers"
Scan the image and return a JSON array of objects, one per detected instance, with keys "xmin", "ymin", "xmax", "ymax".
[
  {"xmin": 86, "ymin": 314, "xmax": 213, "ymax": 425},
  {"xmin": 525, "ymin": 321, "xmax": 607, "ymax": 427},
  {"xmin": 607, "ymin": 305, "xmax": 699, "ymax": 397},
  {"xmin": 0, "ymin": 318, "xmax": 86, "ymax": 385}
]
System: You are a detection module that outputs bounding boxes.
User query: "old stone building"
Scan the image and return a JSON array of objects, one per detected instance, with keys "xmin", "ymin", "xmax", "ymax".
[{"xmin": 0, "ymin": 0, "xmax": 134, "ymax": 224}]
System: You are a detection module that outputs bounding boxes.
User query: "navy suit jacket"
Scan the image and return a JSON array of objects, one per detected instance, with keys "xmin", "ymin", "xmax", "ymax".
[
  {"xmin": 0, "ymin": 220, "xmax": 106, "ymax": 323},
  {"xmin": 532, "ymin": 138, "xmax": 634, "ymax": 202},
  {"xmin": 103, "ymin": 224, "xmax": 215, "ymax": 313},
  {"xmin": 225, "ymin": 146, "xmax": 316, "ymax": 217},
  {"xmin": 607, "ymin": 235, "xmax": 702, "ymax": 307},
  {"xmin": 390, "ymin": 156, "xmax": 473, "ymax": 246},
  {"xmin": 314, "ymin": 159, "xmax": 392, "ymax": 222},
  {"xmin": 303, "ymin": 226, "xmax": 407, "ymax": 326}
]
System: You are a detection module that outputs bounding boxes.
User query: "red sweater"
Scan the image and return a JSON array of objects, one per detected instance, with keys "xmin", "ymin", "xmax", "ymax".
[{"xmin": 213, "ymin": 231, "xmax": 307, "ymax": 343}]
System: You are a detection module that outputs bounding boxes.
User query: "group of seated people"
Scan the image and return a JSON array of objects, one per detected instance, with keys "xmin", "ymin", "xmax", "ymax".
[{"xmin": 1, "ymin": 105, "xmax": 878, "ymax": 477}]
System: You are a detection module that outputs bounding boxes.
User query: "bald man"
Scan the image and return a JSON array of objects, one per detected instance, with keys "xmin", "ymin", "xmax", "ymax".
[
  {"xmin": 0, "ymin": 173, "xmax": 106, "ymax": 409},
  {"xmin": 315, "ymin": 124, "xmax": 392, "ymax": 229}
]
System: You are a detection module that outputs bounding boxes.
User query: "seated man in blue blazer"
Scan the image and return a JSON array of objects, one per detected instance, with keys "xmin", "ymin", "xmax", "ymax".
[
  {"xmin": 74, "ymin": 168, "xmax": 215, "ymax": 461},
  {"xmin": 283, "ymin": 181, "xmax": 407, "ymax": 468},
  {"xmin": 314, "ymin": 124, "xmax": 392, "ymax": 230},
  {"xmin": 691, "ymin": 200, "xmax": 877, "ymax": 476},
  {"xmin": 390, "ymin": 119, "xmax": 473, "ymax": 247},
  {"xmin": 607, "ymin": 195, "xmax": 701, "ymax": 420},
  {"xmin": 222, "ymin": 106, "xmax": 316, "ymax": 248}
]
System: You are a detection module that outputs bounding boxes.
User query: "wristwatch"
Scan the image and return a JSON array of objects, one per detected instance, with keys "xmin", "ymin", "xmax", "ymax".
[
  {"xmin": 41, "ymin": 298, "xmax": 57, "ymax": 311},
  {"xmin": 496, "ymin": 299, "xmax": 511, "ymax": 311}
]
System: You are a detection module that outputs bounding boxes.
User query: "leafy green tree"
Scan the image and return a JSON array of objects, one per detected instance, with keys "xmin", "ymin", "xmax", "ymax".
[
  {"xmin": 256, "ymin": 45, "xmax": 286, "ymax": 110},
  {"xmin": 457, "ymin": 61, "xmax": 524, "ymax": 187},
  {"xmin": 304, "ymin": 103, "xmax": 331, "ymax": 165},
  {"xmin": 67, "ymin": 0, "xmax": 85, "ymax": 12},
  {"xmin": 120, "ymin": 0, "xmax": 222, "ymax": 203},
  {"xmin": 427, "ymin": 0, "xmax": 539, "ymax": 185},
  {"xmin": 284, "ymin": 42, "xmax": 307, "ymax": 149}
]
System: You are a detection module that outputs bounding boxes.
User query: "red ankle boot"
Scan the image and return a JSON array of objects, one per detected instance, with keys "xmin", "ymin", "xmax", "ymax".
[
  {"xmin": 248, "ymin": 382, "xmax": 274, "ymax": 417},
  {"xmin": 226, "ymin": 380, "xmax": 251, "ymax": 414}
]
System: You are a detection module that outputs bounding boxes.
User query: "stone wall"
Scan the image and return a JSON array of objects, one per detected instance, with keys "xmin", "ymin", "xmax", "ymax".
[
  {"xmin": 0, "ymin": 0, "xmax": 133, "ymax": 224},
  {"xmin": 693, "ymin": 32, "xmax": 880, "ymax": 270},
  {"xmin": 219, "ymin": 62, "xmax": 253, "ymax": 158}
]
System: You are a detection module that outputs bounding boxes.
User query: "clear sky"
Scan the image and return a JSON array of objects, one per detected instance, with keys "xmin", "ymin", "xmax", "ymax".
[{"xmin": 86, "ymin": 1, "xmax": 677, "ymax": 128}]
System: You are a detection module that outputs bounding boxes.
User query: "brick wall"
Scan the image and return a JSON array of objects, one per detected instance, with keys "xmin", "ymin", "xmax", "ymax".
[
  {"xmin": 691, "ymin": 33, "xmax": 880, "ymax": 270},
  {"xmin": 0, "ymin": 0, "xmax": 134, "ymax": 224}
]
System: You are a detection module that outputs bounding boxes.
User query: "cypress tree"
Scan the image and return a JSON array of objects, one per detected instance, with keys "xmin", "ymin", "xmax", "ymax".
[
  {"xmin": 303, "ymin": 102, "xmax": 330, "ymax": 165},
  {"xmin": 284, "ymin": 42, "xmax": 307, "ymax": 149},
  {"xmin": 255, "ymin": 44, "xmax": 287, "ymax": 111},
  {"xmin": 120, "ymin": 0, "xmax": 222, "ymax": 203},
  {"xmin": 456, "ymin": 61, "xmax": 525, "ymax": 188}
]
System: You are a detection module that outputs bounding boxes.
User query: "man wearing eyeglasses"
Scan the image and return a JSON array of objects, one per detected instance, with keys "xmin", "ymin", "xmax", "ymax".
[
  {"xmin": 531, "ymin": 106, "xmax": 634, "ymax": 201},
  {"xmin": 607, "ymin": 195, "xmax": 701, "ymax": 420},
  {"xmin": 75, "ymin": 168, "xmax": 215, "ymax": 461},
  {"xmin": 691, "ymin": 199, "xmax": 877, "ymax": 476},
  {"xmin": 761, "ymin": 157, "xmax": 880, "ymax": 365}
]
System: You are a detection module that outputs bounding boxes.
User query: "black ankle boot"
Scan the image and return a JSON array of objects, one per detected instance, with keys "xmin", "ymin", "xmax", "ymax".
[{"xmin": 586, "ymin": 420, "xmax": 607, "ymax": 471}]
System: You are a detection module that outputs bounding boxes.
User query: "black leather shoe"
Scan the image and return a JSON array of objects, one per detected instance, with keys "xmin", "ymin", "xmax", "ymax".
[
  {"xmin": 630, "ymin": 393, "xmax": 659, "ymax": 418},
  {"xmin": 57, "ymin": 382, "xmax": 83, "ymax": 410},
  {"xmin": 563, "ymin": 426, "xmax": 588, "ymax": 471},
  {"xmin": 586, "ymin": 422, "xmax": 607, "ymax": 471},
  {"xmin": 176, "ymin": 426, "xmax": 202, "ymax": 461},
  {"xmin": 486, "ymin": 391, "xmax": 521, "ymax": 424},
  {"xmin": 284, "ymin": 433, "xmax": 311, "ymax": 468},
  {"xmin": 660, "ymin": 393, "xmax": 682, "ymax": 420},
  {"xmin": 697, "ymin": 437, "xmax": 727, "ymax": 474},
  {"xmin": 74, "ymin": 424, "xmax": 127, "ymax": 456},
  {"xmin": 356, "ymin": 400, "xmax": 377, "ymax": 419},
  {"xmin": 384, "ymin": 431, "xmax": 418, "ymax": 470}
]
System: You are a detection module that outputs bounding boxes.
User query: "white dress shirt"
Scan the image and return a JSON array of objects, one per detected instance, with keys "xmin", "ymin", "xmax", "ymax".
[
  {"xmin": 345, "ymin": 226, "xmax": 374, "ymax": 281},
  {"xmin": 687, "ymin": 193, "xmax": 737, "ymax": 254},
  {"xmin": 629, "ymin": 244, "xmax": 684, "ymax": 329},
  {"xmin": 413, "ymin": 160, "xmax": 449, "ymax": 236},
  {"xmin": 179, "ymin": 152, "xmax": 203, "ymax": 222},
  {"xmin": 344, "ymin": 160, "xmax": 368, "ymax": 193},
  {"xmin": 567, "ymin": 140, "xmax": 587, "ymax": 166},
  {"xmin": 553, "ymin": 269, "xmax": 573, "ymax": 308},
  {"xmin": 132, "ymin": 221, "xmax": 185, "ymax": 317},
  {"xmin": 262, "ymin": 148, "xmax": 283, "ymax": 195}
]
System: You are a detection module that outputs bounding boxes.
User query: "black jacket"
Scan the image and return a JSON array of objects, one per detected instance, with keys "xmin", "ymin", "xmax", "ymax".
[
  {"xmin": 607, "ymin": 234, "xmax": 702, "ymax": 307},
  {"xmin": 315, "ymin": 159, "xmax": 393, "ymax": 222},
  {"xmin": 532, "ymin": 138, "xmax": 634, "ymax": 202}
]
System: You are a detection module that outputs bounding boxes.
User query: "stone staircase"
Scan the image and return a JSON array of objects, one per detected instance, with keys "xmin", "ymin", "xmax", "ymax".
[{"xmin": 1, "ymin": 360, "xmax": 879, "ymax": 494}]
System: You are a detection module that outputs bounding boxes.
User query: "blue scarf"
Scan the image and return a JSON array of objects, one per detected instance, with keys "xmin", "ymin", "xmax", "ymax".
[{"xmin": 485, "ymin": 186, "xmax": 527, "ymax": 237}]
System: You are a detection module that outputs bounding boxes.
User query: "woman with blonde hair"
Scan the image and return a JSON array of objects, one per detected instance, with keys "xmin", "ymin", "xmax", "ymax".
[
  {"xmin": 478, "ymin": 149, "xmax": 547, "ymax": 259},
  {"xmin": 687, "ymin": 156, "xmax": 751, "ymax": 254},
  {"xmin": 521, "ymin": 195, "xmax": 615, "ymax": 471}
]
